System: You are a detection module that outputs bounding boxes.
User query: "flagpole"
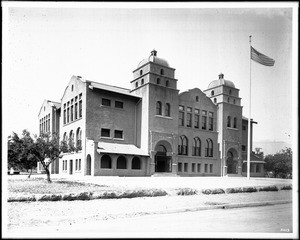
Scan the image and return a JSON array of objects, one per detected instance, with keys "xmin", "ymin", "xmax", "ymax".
[{"xmin": 247, "ymin": 35, "xmax": 252, "ymax": 180}]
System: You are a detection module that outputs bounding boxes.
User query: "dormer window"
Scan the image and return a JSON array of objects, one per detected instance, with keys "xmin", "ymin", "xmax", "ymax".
[{"xmin": 160, "ymin": 69, "xmax": 164, "ymax": 75}]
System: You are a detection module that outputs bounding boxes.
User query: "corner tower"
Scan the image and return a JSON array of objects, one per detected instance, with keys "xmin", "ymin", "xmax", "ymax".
[
  {"xmin": 204, "ymin": 73, "xmax": 243, "ymax": 176},
  {"xmin": 131, "ymin": 50, "xmax": 179, "ymax": 175}
]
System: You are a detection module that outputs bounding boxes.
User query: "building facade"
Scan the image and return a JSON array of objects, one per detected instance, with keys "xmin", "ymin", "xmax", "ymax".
[{"xmin": 39, "ymin": 50, "xmax": 265, "ymax": 177}]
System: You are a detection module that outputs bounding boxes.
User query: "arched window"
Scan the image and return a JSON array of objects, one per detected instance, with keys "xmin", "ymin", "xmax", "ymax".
[
  {"xmin": 233, "ymin": 99, "xmax": 236, "ymax": 104},
  {"xmin": 69, "ymin": 130, "xmax": 74, "ymax": 147},
  {"xmin": 165, "ymin": 103, "xmax": 171, "ymax": 117},
  {"xmin": 101, "ymin": 155, "xmax": 112, "ymax": 169},
  {"xmin": 157, "ymin": 78, "xmax": 161, "ymax": 85},
  {"xmin": 233, "ymin": 117, "xmax": 237, "ymax": 128},
  {"xmin": 135, "ymin": 82, "xmax": 138, "ymax": 88},
  {"xmin": 211, "ymin": 90, "xmax": 214, "ymax": 96},
  {"xmin": 193, "ymin": 137, "xmax": 201, "ymax": 156},
  {"xmin": 196, "ymin": 96, "xmax": 199, "ymax": 102},
  {"xmin": 132, "ymin": 157, "xmax": 141, "ymax": 170},
  {"xmin": 156, "ymin": 101, "xmax": 162, "ymax": 115},
  {"xmin": 229, "ymin": 89, "xmax": 232, "ymax": 95},
  {"xmin": 140, "ymin": 69, "xmax": 143, "ymax": 76},
  {"xmin": 76, "ymin": 127, "xmax": 82, "ymax": 149},
  {"xmin": 63, "ymin": 132, "xmax": 68, "ymax": 142},
  {"xmin": 178, "ymin": 135, "xmax": 188, "ymax": 155},
  {"xmin": 117, "ymin": 156, "xmax": 127, "ymax": 169},
  {"xmin": 160, "ymin": 69, "xmax": 164, "ymax": 75},
  {"xmin": 141, "ymin": 79, "xmax": 144, "ymax": 85},
  {"xmin": 228, "ymin": 97, "xmax": 230, "ymax": 103},
  {"xmin": 205, "ymin": 139, "xmax": 213, "ymax": 157},
  {"xmin": 156, "ymin": 145, "xmax": 167, "ymax": 153},
  {"xmin": 214, "ymin": 98, "xmax": 217, "ymax": 103},
  {"xmin": 166, "ymin": 80, "xmax": 169, "ymax": 87},
  {"xmin": 227, "ymin": 116, "xmax": 231, "ymax": 127}
]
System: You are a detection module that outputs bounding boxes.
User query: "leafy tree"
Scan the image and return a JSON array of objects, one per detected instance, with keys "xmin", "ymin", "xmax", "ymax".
[
  {"xmin": 8, "ymin": 130, "xmax": 38, "ymax": 177},
  {"xmin": 254, "ymin": 147, "xmax": 264, "ymax": 158},
  {"xmin": 32, "ymin": 132, "xmax": 61, "ymax": 183},
  {"xmin": 264, "ymin": 147, "xmax": 292, "ymax": 179}
]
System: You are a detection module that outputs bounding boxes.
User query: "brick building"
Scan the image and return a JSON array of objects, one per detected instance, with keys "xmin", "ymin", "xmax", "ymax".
[{"xmin": 39, "ymin": 50, "xmax": 265, "ymax": 177}]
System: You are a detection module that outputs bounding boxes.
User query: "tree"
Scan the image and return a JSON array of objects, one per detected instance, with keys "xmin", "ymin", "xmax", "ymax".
[
  {"xmin": 32, "ymin": 132, "xmax": 61, "ymax": 183},
  {"xmin": 8, "ymin": 130, "xmax": 38, "ymax": 177},
  {"xmin": 264, "ymin": 147, "xmax": 292, "ymax": 179},
  {"xmin": 254, "ymin": 147, "xmax": 264, "ymax": 158}
]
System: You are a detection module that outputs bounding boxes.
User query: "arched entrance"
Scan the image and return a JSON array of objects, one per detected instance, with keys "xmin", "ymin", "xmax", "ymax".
[
  {"xmin": 154, "ymin": 141, "xmax": 172, "ymax": 173},
  {"xmin": 86, "ymin": 154, "xmax": 91, "ymax": 175},
  {"xmin": 226, "ymin": 149, "xmax": 238, "ymax": 174}
]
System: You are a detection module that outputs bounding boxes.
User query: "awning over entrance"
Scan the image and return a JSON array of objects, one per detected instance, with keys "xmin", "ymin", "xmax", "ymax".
[
  {"xmin": 97, "ymin": 142, "xmax": 149, "ymax": 156},
  {"xmin": 242, "ymin": 153, "xmax": 265, "ymax": 164}
]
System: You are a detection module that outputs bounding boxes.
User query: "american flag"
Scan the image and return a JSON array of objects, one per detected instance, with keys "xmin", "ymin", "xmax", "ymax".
[{"xmin": 251, "ymin": 46, "xmax": 275, "ymax": 66}]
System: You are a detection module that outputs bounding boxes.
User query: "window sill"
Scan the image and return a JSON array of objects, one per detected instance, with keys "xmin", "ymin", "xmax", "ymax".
[
  {"xmin": 113, "ymin": 138, "xmax": 124, "ymax": 141},
  {"xmin": 155, "ymin": 115, "xmax": 173, "ymax": 120},
  {"xmin": 227, "ymin": 127, "xmax": 238, "ymax": 130},
  {"xmin": 100, "ymin": 136, "xmax": 112, "ymax": 139}
]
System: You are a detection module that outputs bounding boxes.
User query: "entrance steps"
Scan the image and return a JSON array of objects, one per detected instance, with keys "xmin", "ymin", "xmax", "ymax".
[{"xmin": 151, "ymin": 173, "xmax": 179, "ymax": 177}]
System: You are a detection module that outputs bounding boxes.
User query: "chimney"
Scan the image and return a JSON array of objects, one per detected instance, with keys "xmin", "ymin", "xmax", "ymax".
[
  {"xmin": 218, "ymin": 73, "xmax": 224, "ymax": 79},
  {"xmin": 151, "ymin": 49, "xmax": 157, "ymax": 56}
]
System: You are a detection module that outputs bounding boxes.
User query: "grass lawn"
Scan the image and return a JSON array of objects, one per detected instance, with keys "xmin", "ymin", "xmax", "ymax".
[{"xmin": 8, "ymin": 178, "xmax": 109, "ymax": 196}]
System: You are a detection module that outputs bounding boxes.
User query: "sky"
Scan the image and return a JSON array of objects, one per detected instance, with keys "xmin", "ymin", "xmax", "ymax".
[{"xmin": 2, "ymin": 2, "xmax": 298, "ymax": 149}]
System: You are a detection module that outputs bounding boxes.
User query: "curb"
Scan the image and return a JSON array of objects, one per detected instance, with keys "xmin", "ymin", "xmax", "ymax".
[{"xmin": 144, "ymin": 200, "xmax": 293, "ymax": 216}]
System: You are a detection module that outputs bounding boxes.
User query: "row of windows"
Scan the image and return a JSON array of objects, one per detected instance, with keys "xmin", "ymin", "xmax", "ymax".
[
  {"xmin": 62, "ymin": 159, "xmax": 82, "ymax": 171},
  {"xmin": 179, "ymin": 106, "xmax": 214, "ymax": 131},
  {"xmin": 63, "ymin": 93, "xmax": 82, "ymax": 125},
  {"xmin": 211, "ymin": 89, "xmax": 232, "ymax": 96},
  {"xmin": 135, "ymin": 78, "xmax": 170, "ymax": 88},
  {"xmin": 101, "ymin": 128, "xmax": 123, "ymax": 139},
  {"xmin": 213, "ymin": 97, "xmax": 236, "ymax": 104},
  {"xmin": 100, "ymin": 155, "xmax": 141, "ymax": 170},
  {"xmin": 40, "ymin": 114, "xmax": 50, "ymax": 134},
  {"xmin": 140, "ymin": 68, "xmax": 165, "ymax": 76},
  {"xmin": 227, "ymin": 116, "xmax": 238, "ymax": 128},
  {"xmin": 156, "ymin": 101, "xmax": 171, "ymax": 117},
  {"xmin": 101, "ymin": 98, "xmax": 124, "ymax": 109},
  {"xmin": 63, "ymin": 127, "xmax": 82, "ymax": 149},
  {"xmin": 178, "ymin": 136, "xmax": 214, "ymax": 157},
  {"xmin": 178, "ymin": 162, "xmax": 213, "ymax": 173}
]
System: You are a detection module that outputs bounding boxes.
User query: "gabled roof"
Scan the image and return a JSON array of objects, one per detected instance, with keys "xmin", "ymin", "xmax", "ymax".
[
  {"xmin": 97, "ymin": 142, "xmax": 148, "ymax": 156},
  {"xmin": 38, "ymin": 99, "xmax": 61, "ymax": 117},
  {"xmin": 89, "ymin": 81, "xmax": 141, "ymax": 99}
]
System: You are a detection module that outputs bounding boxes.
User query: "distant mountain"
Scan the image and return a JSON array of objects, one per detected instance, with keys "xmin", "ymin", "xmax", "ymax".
[{"xmin": 253, "ymin": 141, "xmax": 292, "ymax": 155}]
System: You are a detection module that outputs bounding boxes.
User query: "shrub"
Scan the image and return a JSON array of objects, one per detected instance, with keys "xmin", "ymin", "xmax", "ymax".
[
  {"xmin": 176, "ymin": 188, "xmax": 198, "ymax": 196},
  {"xmin": 225, "ymin": 187, "xmax": 243, "ymax": 194},
  {"xmin": 281, "ymin": 185, "xmax": 292, "ymax": 190},
  {"xmin": 258, "ymin": 185, "xmax": 279, "ymax": 192},
  {"xmin": 37, "ymin": 194, "xmax": 62, "ymax": 201},
  {"xmin": 242, "ymin": 187, "xmax": 258, "ymax": 193}
]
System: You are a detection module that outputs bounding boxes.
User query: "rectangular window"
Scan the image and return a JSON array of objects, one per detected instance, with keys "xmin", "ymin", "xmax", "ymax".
[
  {"xmin": 102, "ymin": 98, "xmax": 111, "ymax": 106},
  {"xmin": 250, "ymin": 164, "xmax": 254, "ymax": 173},
  {"xmin": 209, "ymin": 112, "xmax": 214, "ymax": 131},
  {"xmin": 71, "ymin": 105, "xmax": 74, "ymax": 121},
  {"xmin": 79, "ymin": 159, "xmax": 81, "ymax": 171},
  {"xmin": 114, "ymin": 130, "xmax": 123, "ymax": 139},
  {"xmin": 242, "ymin": 125, "xmax": 247, "ymax": 131},
  {"xmin": 178, "ymin": 162, "xmax": 182, "ymax": 172},
  {"xmin": 187, "ymin": 113, "xmax": 192, "ymax": 127},
  {"xmin": 67, "ymin": 107, "xmax": 70, "ymax": 123},
  {"xmin": 204, "ymin": 164, "xmax": 208, "ymax": 173},
  {"xmin": 242, "ymin": 145, "xmax": 246, "ymax": 151},
  {"xmin": 63, "ymin": 109, "xmax": 66, "ymax": 124},
  {"xmin": 101, "ymin": 128, "xmax": 110, "ymax": 138},
  {"xmin": 192, "ymin": 163, "xmax": 195, "ymax": 172},
  {"xmin": 115, "ymin": 101, "xmax": 124, "ymax": 109},
  {"xmin": 197, "ymin": 164, "xmax": 201, "ymax": 173},
  {"xmin": 75, "ymin": 103, "xmax": 78, "ymax": 120},
  {"xmin": 184, "ymin": 163, "xmax": 188, "ymax": 172},
  {"xmin": 210, "ymin": 164, "xmax": 213, "ymax": 173},
  {"xmin": 179, "ymin": 111, "xmax": 184, "ymax": 126},
  {"xmin": 79, "ymin": 100, "xmax": 82, "ymax": 118},
  {"xmin": 75, "ymin": 159, "xmax": 78, "ymax": 171},
  {"xmin": 202, "ymin": 110, "xmax": 207, "ymax": 130},
  {"xmin": 194, "ymin": 114, "xmax": 199, "ymax": 128}
]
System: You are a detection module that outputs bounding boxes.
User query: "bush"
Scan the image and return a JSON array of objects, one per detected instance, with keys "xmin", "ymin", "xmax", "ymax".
[
  {"xmin": 202, "ymin": 188, "xmax": 225, "ymax": 195},
  {"xmin": 37, "ymin": 194, "xmax": 62, "ymax": 201},
  {"xmin": 281, "ymin": 185, "xmax": 292, "ymax": 190},
  {"xmin": 258, "ymin": 185, "xmax": 278, "ymax": 192},
  {"xmin": 242, "ymin": 187, "xmax": 258, "ymax": 193},
  {"xmin": 176, "ymin": 188, "xmax": 198, "ymax": 196},
  {"xmin": 225, "ymin": 187, "xmax": 243, "ymax": 194}
]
